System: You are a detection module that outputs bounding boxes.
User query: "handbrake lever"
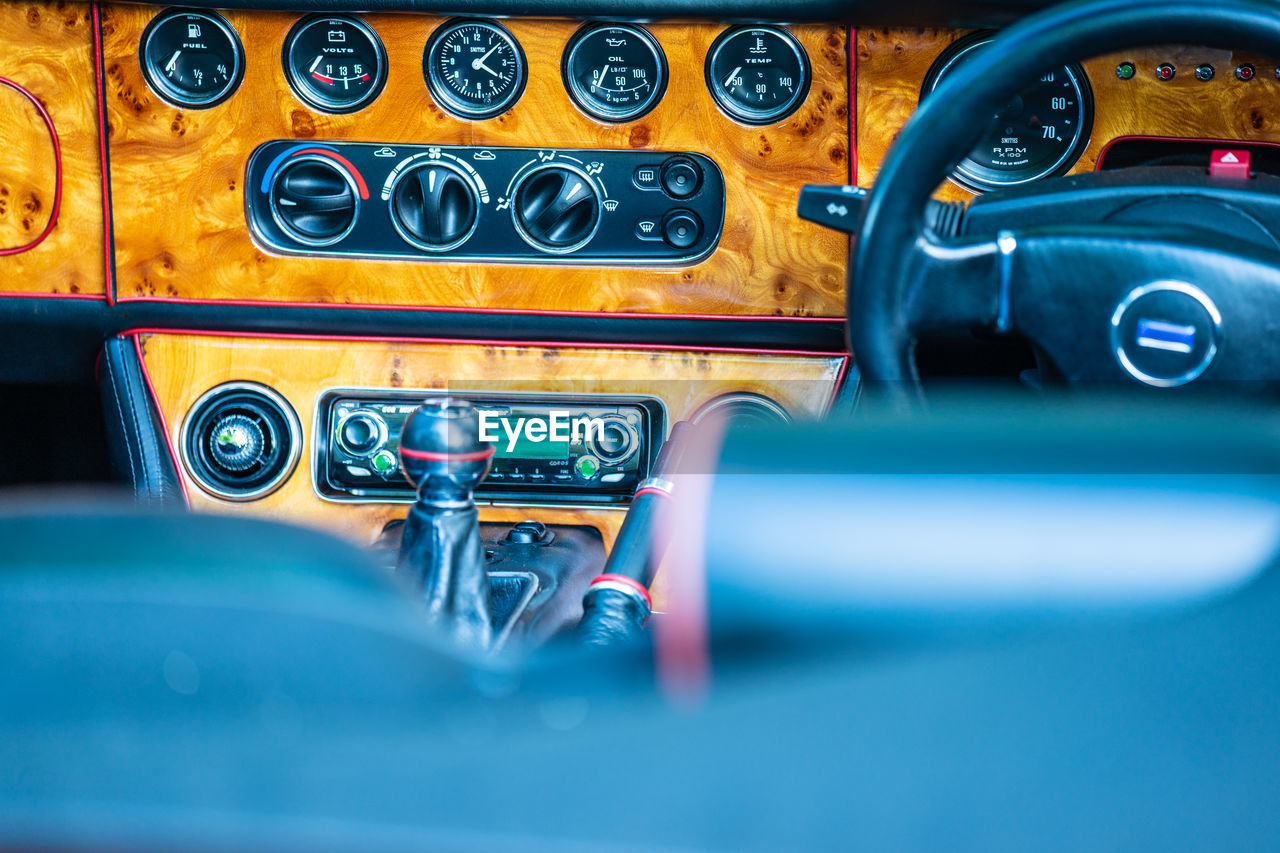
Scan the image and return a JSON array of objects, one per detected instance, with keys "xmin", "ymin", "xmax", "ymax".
[{"xmin": 576, "ymin": 421, "xmax": 692, "ymax": 647}]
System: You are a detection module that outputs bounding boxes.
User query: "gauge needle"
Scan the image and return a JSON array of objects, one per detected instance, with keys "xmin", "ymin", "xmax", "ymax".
[
  {"xmin": 472, "ymin": 43, "xmax": 501, "ymax": 76},
  {"xmin": 723, "ymin": 66, "xmax": 742, "ymax": 87},
  {"xmin": 598, "ymin": 64, "xmax": 610, "ymax": 85},
  {"xmin": 164, "ymin": 50, "xmax": 181, "ymax": 74}
]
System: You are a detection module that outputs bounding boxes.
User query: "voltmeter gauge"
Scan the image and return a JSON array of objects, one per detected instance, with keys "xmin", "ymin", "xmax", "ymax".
[
  {"xmin": 140, "ymin": 10, "xmax": 244, "ymax": 109},
  {"xmin": 284, "ymin": 15, "xmax": 388, "ymax": 114},
  {"xmin": 424, "ymin": 19, "xmax": 527, "ymax": 120},
  {"xmin": 705, "ymin": 26, "xmax": 810, "ymax": 125},
  {"xmin": 920, "ymin": 31, "xmax": 1094, "ymax": 192},
  {"xmin": 563, "ymin": 24, "xmax": 667, "ymax": 122}
]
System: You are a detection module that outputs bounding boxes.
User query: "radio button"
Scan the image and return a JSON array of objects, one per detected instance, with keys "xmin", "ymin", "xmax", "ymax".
[
  {"xmin": 600, "ymin": 472, "xmax": 627, "ymax": 483},
  {"xmin": 575, "ymin": 455, "xmax": 601, "ymax": 479},
  {"xmin": 370, "ymin": 449, "xmax": 398, "ymax": 477}
]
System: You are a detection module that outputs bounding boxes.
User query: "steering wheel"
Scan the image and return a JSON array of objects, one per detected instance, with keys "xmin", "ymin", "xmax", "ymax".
[{"xmin": 852, "ymin": 0, "xmax": 1280, "ymax": 401}]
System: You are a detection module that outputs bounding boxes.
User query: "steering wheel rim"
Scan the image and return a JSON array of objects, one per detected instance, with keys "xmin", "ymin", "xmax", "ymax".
[{"xmin": 850, "ymin": 0, "xmax": 1280, "ymax": 399}]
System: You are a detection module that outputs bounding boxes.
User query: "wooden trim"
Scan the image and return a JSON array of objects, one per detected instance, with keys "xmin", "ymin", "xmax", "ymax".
[
  {"xmin": 102, "ymin": 8, "xmax": 851, "ymax": 317},
  {"xmin": 857, "ymin": 28, "xmax": 1280, "ymax": 201},
  {"xmin": 136, "ymin": 332, "xmax": 846, "ymax": 550},
  {"xmin": 0, "ymin": 1, "xmax": 106, "ymax": 296}
]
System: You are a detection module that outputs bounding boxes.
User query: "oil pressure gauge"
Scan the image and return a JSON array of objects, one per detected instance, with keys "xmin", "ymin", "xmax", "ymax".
[
  {"xmin": 284, "ymin": 15, "xmax": 388, "ymax": 113},
  {"xmin": 706, "ymin": 26, "xmax": 810, "ymax": 125},
  {"xmin": 140, "ymin": 9, "xmax": 244, "ymax": 109},
  {"xmin": 563, "ymin": 24, "xmax": 667, "ymax": 122}
]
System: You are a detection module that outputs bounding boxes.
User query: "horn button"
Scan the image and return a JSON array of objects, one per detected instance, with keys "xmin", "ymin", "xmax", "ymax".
[{"xmin": 1110, "ymin": 281, "xmax": 1222, "ymax": 387}]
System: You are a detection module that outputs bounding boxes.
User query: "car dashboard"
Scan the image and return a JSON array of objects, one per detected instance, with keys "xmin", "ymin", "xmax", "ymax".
[{"xmin": 4, "ymin": 0, "xmax": 1280, "ymax": 612}]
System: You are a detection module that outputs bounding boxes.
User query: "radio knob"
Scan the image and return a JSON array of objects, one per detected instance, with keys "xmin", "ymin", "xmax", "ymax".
[
  {"xmin": 336, "ymin": 410, "xmax": 388, "ymax": 457},
  {"xmin": 589, "ymin": 416, "xmax": 640, "ymax": 465}
]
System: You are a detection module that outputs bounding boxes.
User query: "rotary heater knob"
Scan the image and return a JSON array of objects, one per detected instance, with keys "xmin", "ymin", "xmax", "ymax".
[
  {"xmin": 512, "ymin": 165, "xmax": 602, "ymax": 253},
  {"xmin": 269, "ymin": 157, "xmax": 358, "ymax": 245},
  {"xmin": 391, "ymin": 163, "xmax": 479, "ymax": 251}
]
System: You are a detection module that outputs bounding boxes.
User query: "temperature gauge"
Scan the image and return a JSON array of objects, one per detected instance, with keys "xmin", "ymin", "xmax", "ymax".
[
  {"xmin": 563, "ymin": 24, "xmax": 667, "ymax": 122},
  {"xmin": 140, "ymin": 10, "xmax": 244, "ymax": 109},
  {"xmin": 705, "ymin": 26, "xmax": 810, "ymax": 125},
  {"xmin": 284, "ymin": 15, "xmax": 387, "ymax": 113}
]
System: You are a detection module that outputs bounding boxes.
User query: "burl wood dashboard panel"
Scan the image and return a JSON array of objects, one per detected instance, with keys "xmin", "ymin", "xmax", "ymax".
[
  {"xmin": 101, "ymin": 8, "xmax": 850, "ymax": 316},
  {"xmin": 0, "ymin": 0, "xmax": 104, "ymax": 297},
  {"xmin": 136, "ymin": 332, "xmax": 846, "ymax": 547},
  {"xmin": 858, "ymin": 29, "xmax": 1280, "ymax": 202}
]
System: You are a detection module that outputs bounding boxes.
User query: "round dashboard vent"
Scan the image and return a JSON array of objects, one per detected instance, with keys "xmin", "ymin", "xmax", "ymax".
[
  {"xmin": 691, "ymin": 393, "xmax": 792, "ymax": 429},
  {"xmin": 181, "ymin": 382, "xmax": 301, "ymax": 501}
]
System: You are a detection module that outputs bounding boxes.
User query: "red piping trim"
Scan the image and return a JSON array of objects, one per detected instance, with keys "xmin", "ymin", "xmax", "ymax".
[
  {"xmin": 92, "ymin": 3, "xmax": 116, "ymax": 305},
  {"xmin": 111, "ymin": 292, "xmax": 839, "ymax": 321},
  {"xmin": 1094, "ymin": 134, "xmax": 1280, "ymax": 170},
  {"xmin": 399, "ymin": 446, "xmax": 495, "ymax": 462},
  {"xmin": 589, "ymin": 573, "xmax": 652, "ymax": 609},
  {"xmin": 849, "ymin": 26, "xmax": 857, "ymax": 187},
  {"xmin": 289, "ymin": 147, "xmax": 369, "ymax": 199},
  {"xmin": 0, "ymin": 77, "xmax": 61, "ymax": 256},
  {"xmin": 0, "ymin": 290, "xmax": 104, "ymax": 300},
  {"xmin": 119, "ymin": 327, "xmax": 848, "ymax": 359},
  {"xmin": 131, "ymin": 334, "xmax": 191, "ymax": 507},
  {"xmin": 633, "ymin": 486, "xmax": 672, "ymax": 500}
]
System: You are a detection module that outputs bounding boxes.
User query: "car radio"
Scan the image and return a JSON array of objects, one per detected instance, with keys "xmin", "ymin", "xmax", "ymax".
[{"xmin": 314, "ymin": 390, "xmax": 666, "ymax": 505}]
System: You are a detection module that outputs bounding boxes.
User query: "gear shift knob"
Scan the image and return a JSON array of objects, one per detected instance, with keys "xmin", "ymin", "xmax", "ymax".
[
  {"xmin": 396, "ymin": 398, "xmax": 495, "ymax": 650},
  {"xmin": 399, "ymin": 398, "xmax": 494, "ymax": 502}
]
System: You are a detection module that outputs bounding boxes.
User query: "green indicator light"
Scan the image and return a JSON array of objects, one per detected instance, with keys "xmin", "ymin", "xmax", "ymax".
[
  {"xmin": 371, "ymin": 450, "xmax": 397, "ymax": 474},
  {"xmin": 575, "ymin": 456, "xmax": 600, "ymax": 479},
  {"xmin": 1116, "ymin": 62, "xmax": 1135, "ymax": 80}
]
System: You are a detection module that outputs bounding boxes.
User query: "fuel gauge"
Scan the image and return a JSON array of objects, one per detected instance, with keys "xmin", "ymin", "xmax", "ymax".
[
  {"xmin": 284, "ymin": 15, "xmax": 388, "ymax": 113},
  {"xmin": 141, "ymin": 10, "xmax": 244, "ymax": 109}
]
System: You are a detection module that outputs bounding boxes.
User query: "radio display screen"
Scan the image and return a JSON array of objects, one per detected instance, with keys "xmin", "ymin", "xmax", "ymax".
[{"xmin": 488, "ymin": 415, "xmax": 572, "ymax": 460}]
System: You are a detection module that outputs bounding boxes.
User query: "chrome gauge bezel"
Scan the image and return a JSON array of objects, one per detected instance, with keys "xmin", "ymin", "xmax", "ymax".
[
  {"xmin": 423, "ymin": 19, "xmax": 528, "ymax": 120},
  {"xmin": 283, "ymin": 15, "xmax": 389, "ymax": 114},
  {"xmin": 705, "ymin": 25, "xmax": 811, "ymax": 126},
  {"xmin": 140, "ymin": 9, "xmax": 245, "ymax": 109},
  {"xmin": 179, "ymin": 381, "xmax": 303, "ymax": 502},
  {"xmin": 922, "ymin": 32, "xmax": 1095, "ymax": 193},
  {"xmin": 562, "ymin": 23, "xmax": 669, "ymax": 123}
]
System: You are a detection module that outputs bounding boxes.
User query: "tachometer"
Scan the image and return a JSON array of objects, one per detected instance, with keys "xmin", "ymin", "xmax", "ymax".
[
  {"xmin": 563, "ymin": 24, "xmax": 667, "ymax": 122},
  {"xmin": 424, "ymin": 19, "xmax": 527, "ymax": 120},
  {"xmin": 140, "ymin": 10, "xmax": 244, "ymax": 109},
  {"xmin": 705, "ymin": 26, "xmax": 810, "ymax": 125},
  {"xmin": 921, "ymin": 31, "xmax": 1094, "ymax": 192},
  {"xmin": 283, "ymin": 15, "xmax": 387, "ymax": 114}
]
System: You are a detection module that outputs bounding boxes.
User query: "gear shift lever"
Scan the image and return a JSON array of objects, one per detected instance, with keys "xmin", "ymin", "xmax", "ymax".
[{"xmin": 396, "ymin": 398, "xmax": 495, "ymax": 650}]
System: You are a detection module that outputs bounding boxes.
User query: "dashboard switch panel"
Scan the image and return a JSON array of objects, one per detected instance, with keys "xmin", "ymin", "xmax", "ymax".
[{"xmin": 246, "ymin": 141, "xmax": 724, "ymax": 264}]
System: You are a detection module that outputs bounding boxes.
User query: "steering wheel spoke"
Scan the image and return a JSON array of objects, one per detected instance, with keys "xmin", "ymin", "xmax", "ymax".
[
  {"xmin": 1005, "ymin": 226, "xmax": 1280, "ymax": 386},
  {"xmin": 902, "ymin": 233, "xmax": 1003, "ymax": 336}
]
